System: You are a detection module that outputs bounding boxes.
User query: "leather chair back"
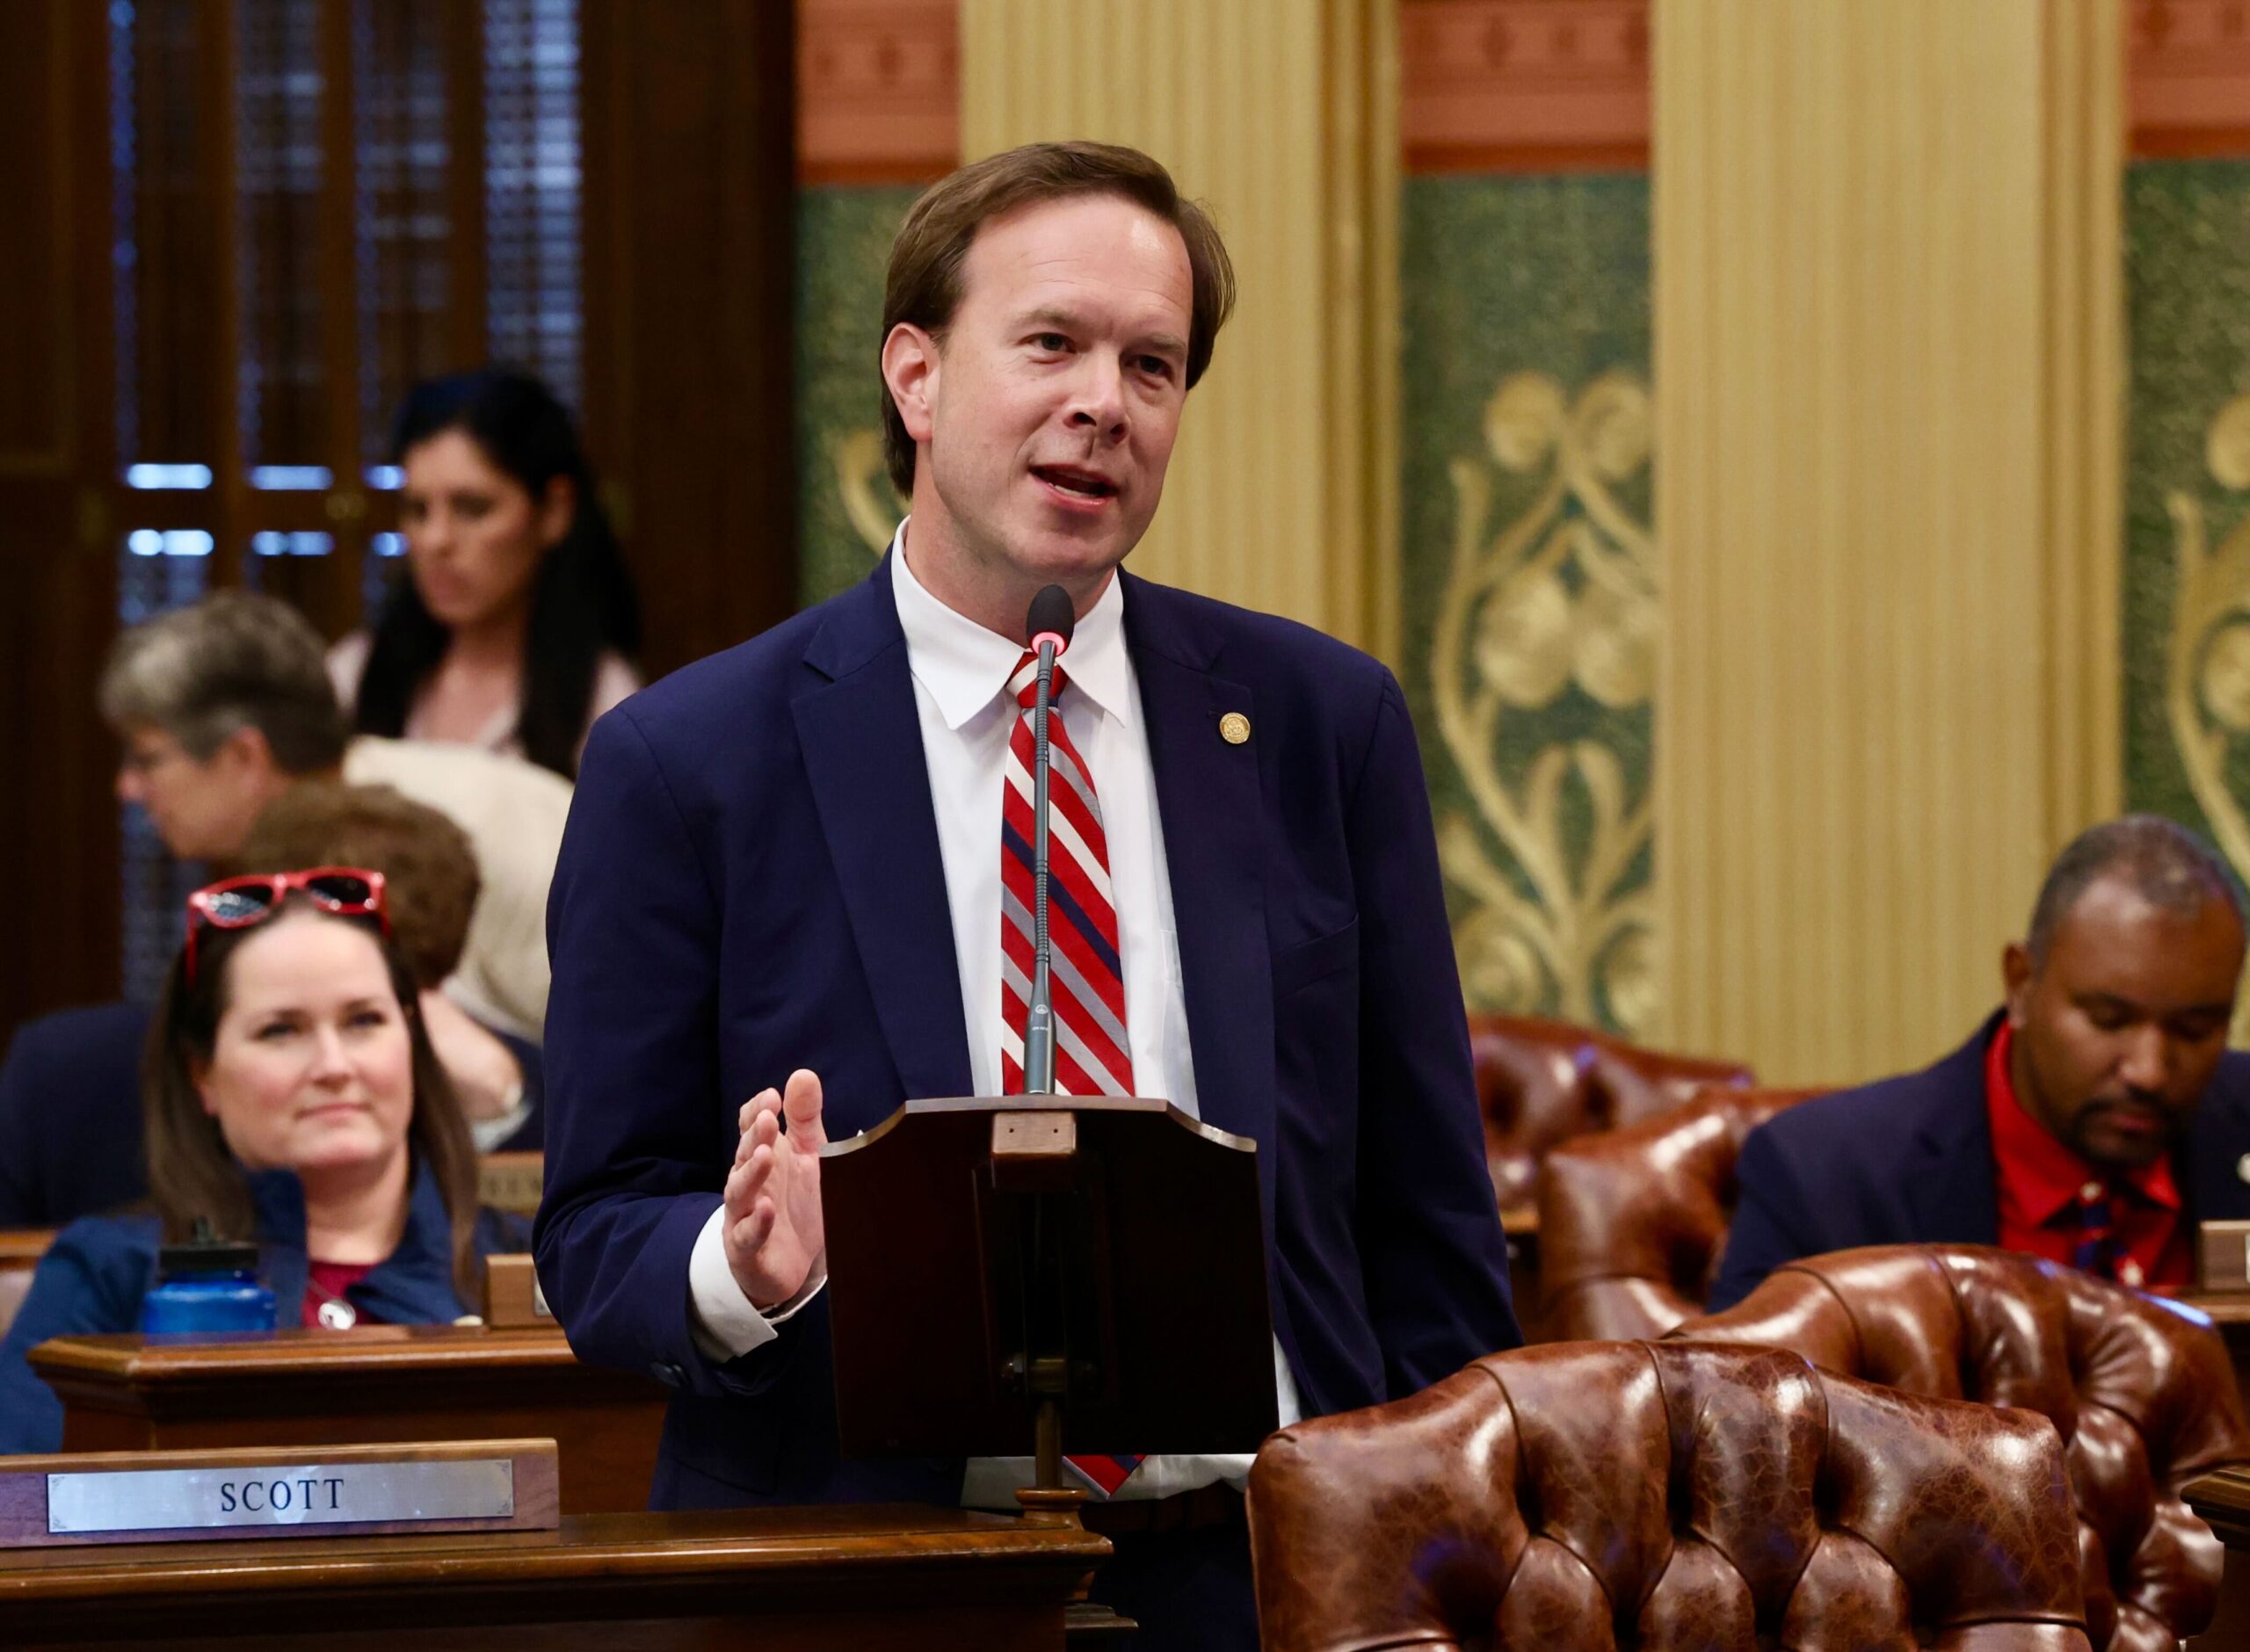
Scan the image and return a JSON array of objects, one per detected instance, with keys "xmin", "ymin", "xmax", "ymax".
[
  {"xmin": 1676, "ymin": 1244, "xmax": 2250, "ymax": 1650},
  {"xmin": 1470, "ymin": 1013, "xmax": 1754, "ymax": 1214},
  {"xmin": 1248, "ymin": 1338, "xmax": 2089, "ymax": 1651},
  {"xmin": 1535, "ymin": 1085, "xmax": 1822, "ymax": 1342}
]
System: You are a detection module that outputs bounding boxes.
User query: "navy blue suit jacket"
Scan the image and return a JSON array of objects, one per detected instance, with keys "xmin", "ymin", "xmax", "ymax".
[
  {"xmin": 533, "ymin": 555, "xmax": 1521, "ymax": 1510},
  {"xmin": 1709, "ymin": 1011, "xmax": 2250, "ymax": 1310},
  {"xmin": 0, "ymin": 1001, "xmax": 544, "ymax": 1230}
]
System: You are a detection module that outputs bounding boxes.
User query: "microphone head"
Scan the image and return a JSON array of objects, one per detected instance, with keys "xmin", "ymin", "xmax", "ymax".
[{"xmin": 1026, "ymin": 585, "xmax": 1076, "ymax": 656}]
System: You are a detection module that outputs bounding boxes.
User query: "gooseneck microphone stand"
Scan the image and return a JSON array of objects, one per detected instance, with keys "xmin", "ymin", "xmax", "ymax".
[
  {"xmin": 1020, "ymin": 583, "xmax": 1076, "ymax": 1098},
  {"xmin": 1015, "ymin": 583, "xmax": 1078, "ymax": 1494}
]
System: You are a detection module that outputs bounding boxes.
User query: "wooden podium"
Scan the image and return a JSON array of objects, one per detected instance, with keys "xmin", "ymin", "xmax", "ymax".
[
  {"xmin": 823, "ymin": 1094, "xmax": 1279, "ymax": 1482},
  {"xmin": 27, "ymin": 1326, "xmax": 666, "ymax": 1515},
  {"xmin": 0, "ymin": 1503, "xmax": 1107, "ymax": 1649}
]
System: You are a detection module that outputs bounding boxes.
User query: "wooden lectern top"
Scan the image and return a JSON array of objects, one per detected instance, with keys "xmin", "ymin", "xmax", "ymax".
[{"xmin": 823, "ymin": 1094, "xmax": 1279, "ymax": 1463}]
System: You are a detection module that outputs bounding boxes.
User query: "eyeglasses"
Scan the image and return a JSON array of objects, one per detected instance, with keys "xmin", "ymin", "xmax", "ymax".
[{"xmin": 184, "ymin": 867, "xmax": 389, "ymax": 985}]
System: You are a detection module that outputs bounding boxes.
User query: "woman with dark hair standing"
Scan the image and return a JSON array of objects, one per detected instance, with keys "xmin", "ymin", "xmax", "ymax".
[
  {"xmin": 0, "ymin": 870, "xmax": 528, "ymax": 1453},
  {"xmin": 330, "ymin": 369, "xmax": 642, "ymax": 778}
]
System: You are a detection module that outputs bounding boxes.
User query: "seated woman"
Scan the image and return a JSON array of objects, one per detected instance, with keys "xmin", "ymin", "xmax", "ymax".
[
  {"xmin": 330, "ymin": 368, "xmax": 642, "ymax": 779},
  {"xmin": 0, "ymin": 781, "xmax": 541, "ymax": 1230},
  {"xmin": 0, "ymin": 868, "xmax": 526, "ymax": 1454},
  {"xmin": 237, "ymin": 779, "xmax": 543, "ymax": 1154}
]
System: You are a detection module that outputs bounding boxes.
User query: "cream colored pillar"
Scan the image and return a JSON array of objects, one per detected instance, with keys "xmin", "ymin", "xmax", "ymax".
[
  {"xmin": 959, "ymin": 0, "xmax": 1399, "ymax": 657},
  {"xmin": 1653, "ymin": 0, "xmax": 2122, "ymax": 1083}
]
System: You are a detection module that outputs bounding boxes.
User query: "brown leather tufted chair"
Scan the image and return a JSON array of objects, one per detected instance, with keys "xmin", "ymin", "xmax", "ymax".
[
  {"xmin": 1469, "ymin": 1014, "xmax": 1754, "ymax": 1217},
  {"xmin": 1675, "ymin": 1244, "xmax": 2250, "ymax": 1652},
  {"xmin": 1248, "ymin": 1339, "xmax": 2090, "ymax": 1651},
  {"xmin": 1534, "ymin": 1084, "xmax": 1822, "ymax": 1343}
]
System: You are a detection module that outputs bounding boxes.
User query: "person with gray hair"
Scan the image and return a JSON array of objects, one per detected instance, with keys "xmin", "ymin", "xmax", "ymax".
[
  {"xmin": 0, "ymin": 588, "xmax": 586, "ymax": 1229},
  {"xmin": 103, "ymin": 591, "xmax": 352, "ymax": 859},
  {"xmin": 1710, "ymin": 813, "xmax": 2250, "ymax": 1308},
  {"xmin": 98, "ymin": 589, "xmax": 571, "ymax": 1041}
]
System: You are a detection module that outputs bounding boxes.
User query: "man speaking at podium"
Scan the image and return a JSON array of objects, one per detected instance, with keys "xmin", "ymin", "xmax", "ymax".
[{"xmin": 535, "ymin": 141, "xmax": 1519, "ymax": 1645}]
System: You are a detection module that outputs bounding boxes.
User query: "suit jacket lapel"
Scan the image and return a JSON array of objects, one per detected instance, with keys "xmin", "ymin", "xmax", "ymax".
[
  {"xmin": 1122, "ymin": 577, "xmax": 1276, "ymax": 1214},
  {"xmin": 2188, "ymin": 1051, "xmax": 2250, "ymax": 1221},
  {"xmin": 791, "ymin": 555, "xmax": 974, "ymax": 1102},
  {"xmin": 1904, "ymin": 1021, "xmax": 2003, "ymax": 1245}
]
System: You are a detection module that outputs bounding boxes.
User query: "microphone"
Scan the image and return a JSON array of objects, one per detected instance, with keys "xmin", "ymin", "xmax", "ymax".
[{"xmin": 1021, "ymin": 585, "xmax": 1076, "ymax": 1096}]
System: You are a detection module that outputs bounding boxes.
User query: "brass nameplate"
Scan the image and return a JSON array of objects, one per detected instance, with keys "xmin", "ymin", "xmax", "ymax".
[
  {"xmin": 0, "ymin": 1438, "xmax": 560, "ymax": 1548},
  {"xmin": 993, "ymin": 1112, "xmax": 1077, "ymax": 1158},
  {"xmin": 48, "ymin": 1458, "xmax": 513, "ymax": 1534}
]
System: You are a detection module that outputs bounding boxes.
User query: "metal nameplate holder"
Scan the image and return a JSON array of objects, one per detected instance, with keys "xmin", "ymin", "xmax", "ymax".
[
  {"xmin": 2201, "ymin": 1219, "xmax": 2250, "ymax": 1295},
  {"xmin": 0, "ymin": 1438, "xmax": 560, "ymax": 1548}
]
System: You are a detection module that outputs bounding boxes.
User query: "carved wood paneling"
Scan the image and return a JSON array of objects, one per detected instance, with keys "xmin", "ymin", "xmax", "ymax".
[
  {"xmin": 792, "ymin": 0, "xmax": 2249, "ymax": 181},
  {"xmin": 797, "ymin": 0, "xmax": 958, "ymax": 185},
  {"xmin": 1400, "ymin": 0, "xmax": 1648, "ymax": 174},
  {"xmin": 1655, "ymin": 0, "xmax": 2123, "ymax": 1083},
  {"xmin": 2130, "ymin": 0, "xmax": 2250, "ymax": 157},
  {"xmin": 0, "ymin": 1, "xmax": 70, "ymax": 475},
  {"xmin": 0, "ymin": 0, "xmax": 122, "ymax": 1044},
  {"xmin": 582, "ymin": 1, "xmax": 800, "ymax": 677}
]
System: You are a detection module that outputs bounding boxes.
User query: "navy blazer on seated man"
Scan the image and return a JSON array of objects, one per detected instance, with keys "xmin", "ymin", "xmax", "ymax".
[
  {"xmin": 533, "ymin": 554, "xmax": 1522, "ymax": 1510},
  {"xmin": 1709, "ymin": 1011, "xmax": 2250, "ymax": 1311}
]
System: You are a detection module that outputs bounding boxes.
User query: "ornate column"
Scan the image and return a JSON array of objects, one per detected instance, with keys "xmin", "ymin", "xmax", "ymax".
[
  {"xmin": 958, "ymin": 0, "xmax": 1399, "ymax": 656},
  {"xmin": 1652, "ymin": 0, "xmax": 2122, "ymax": 1081}
]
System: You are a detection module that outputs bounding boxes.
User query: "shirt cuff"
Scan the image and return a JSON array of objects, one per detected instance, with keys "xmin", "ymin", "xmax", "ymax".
[{"xmin": 685, "ymin": 1203, "xmax": 828, "ymax": 1362}]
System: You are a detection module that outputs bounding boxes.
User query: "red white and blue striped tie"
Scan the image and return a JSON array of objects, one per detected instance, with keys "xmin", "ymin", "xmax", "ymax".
[
  {"xmin": 998, "ymin": 650, "xmax": 1136, "ymax": 1100},
  {"xmin": 997, "ymin": 648, "xmax": 1143, "ymax": 1498}
]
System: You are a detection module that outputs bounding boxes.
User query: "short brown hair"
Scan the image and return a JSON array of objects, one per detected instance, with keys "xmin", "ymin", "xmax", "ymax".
[
  {"xmin": 879, "ymin": 141, "xmax": 1238, "ymax": 494},
  {"xmin": 230, "ymin": 781, "xmax": 482, "ymax": 988},
  {"xmin": 98, "ymin": 591, "xmax": 349, "ymax": 773}
]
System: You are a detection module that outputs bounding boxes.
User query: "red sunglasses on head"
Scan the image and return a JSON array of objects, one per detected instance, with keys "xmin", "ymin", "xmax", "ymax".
[{"xmin": 183, "ymin": 866, "xmax": 389, "ymax": 985}]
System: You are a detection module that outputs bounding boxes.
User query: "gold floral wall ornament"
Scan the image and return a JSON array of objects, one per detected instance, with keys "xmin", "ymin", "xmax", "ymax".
[
  {"xmin": 2167, "ymin": 391, "xmax": 2250, "ymax": 1047},
  {"xmin": 1433, "ymin": 368, "xmax": 1658, "ymax": 1032},
  {"xmin": 831, "ymin": 426, "xmax": 905, "ymax": 554}
]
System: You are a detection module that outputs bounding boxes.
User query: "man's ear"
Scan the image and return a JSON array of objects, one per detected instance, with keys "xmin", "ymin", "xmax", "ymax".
[
  {"xmin": 882, "ymin": 322, "xmax": 941, "ymax": 450},
  {"xmin": 537, "ymin": 473, "xmax": 577, "ymax": 550},
  {"xmin": 2001, "ymin": 941, "xmax": 2035, "ymax": 1027}
]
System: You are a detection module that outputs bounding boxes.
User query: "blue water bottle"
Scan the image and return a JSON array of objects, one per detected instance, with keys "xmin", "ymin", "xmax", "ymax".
[{"xmin": 138, "ymin": 1219, "xmax": 277, "ymax": 1334}]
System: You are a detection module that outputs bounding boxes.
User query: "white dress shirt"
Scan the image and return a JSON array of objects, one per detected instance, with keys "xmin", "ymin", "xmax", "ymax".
[{"xmin": 687, "ymin": 522, "xmax": 1300, "ymax": 1504}]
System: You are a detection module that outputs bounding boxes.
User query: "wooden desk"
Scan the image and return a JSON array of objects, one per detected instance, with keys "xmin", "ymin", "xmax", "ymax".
[
  {"xmin": 29, "ymin": 1327, "xmax": 666, "ymax": 1517},
  {"xmin": 0, "ymin": 1503, "xmax": 1111, "ymax": 1650}
]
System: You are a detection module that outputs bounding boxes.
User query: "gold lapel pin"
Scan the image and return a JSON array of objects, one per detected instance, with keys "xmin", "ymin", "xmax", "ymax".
[{"xmin": 1219, "ymin": 712, "xmax": 1252, "ymax": 745}]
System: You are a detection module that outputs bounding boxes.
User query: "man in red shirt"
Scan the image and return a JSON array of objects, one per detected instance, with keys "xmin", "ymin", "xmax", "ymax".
[{"xmin": 1713, "ymin": 815, "xmax": 2250, "ymax": 1308}]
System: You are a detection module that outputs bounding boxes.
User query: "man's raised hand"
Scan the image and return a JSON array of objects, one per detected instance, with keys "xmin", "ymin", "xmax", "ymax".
[{"xmin": 722, "ymin": 1068, "xmax": 826, "ymax": 1308}]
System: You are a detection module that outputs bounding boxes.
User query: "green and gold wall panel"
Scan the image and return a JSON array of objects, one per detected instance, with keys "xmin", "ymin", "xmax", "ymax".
[
  {"xmin": 797, "ymin": 185, "xmax": 918, "ymax": 609},
  {"xmin": 1401, "ymin": 173, "xmax": 1654, "ymax": 1035},
  {"xmin": 2124, "ymin": 159, "xmax": 2250, "ymax": 977}
]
